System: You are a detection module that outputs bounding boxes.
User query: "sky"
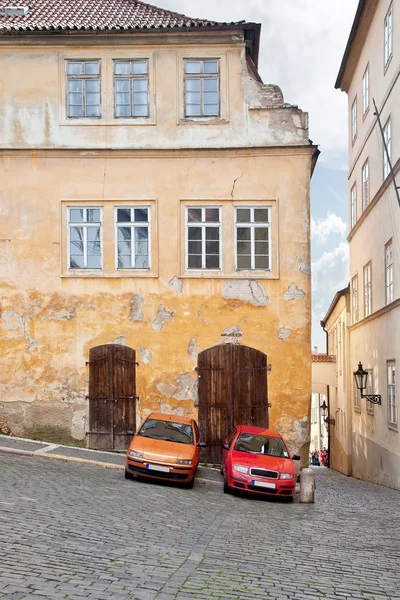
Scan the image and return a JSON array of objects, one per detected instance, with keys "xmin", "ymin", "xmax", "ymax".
[{"xmin": 147, "ymin": 0, "xmax": 358, "ymax": 350}]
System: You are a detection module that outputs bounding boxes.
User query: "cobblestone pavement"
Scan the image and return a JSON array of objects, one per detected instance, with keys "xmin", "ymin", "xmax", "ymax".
[{"xmin": 1, "ymin": 455, "xmax": 399, "ymax": 600}]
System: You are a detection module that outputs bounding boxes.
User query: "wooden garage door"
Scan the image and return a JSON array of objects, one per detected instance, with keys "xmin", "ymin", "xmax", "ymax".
[
  {"xmin": 87, "ymin": 344, "xmax": 137, "ymax": 450},
  {"xmin": 197, "ymin": 344, "xmax": 268, "ymax": 463}
]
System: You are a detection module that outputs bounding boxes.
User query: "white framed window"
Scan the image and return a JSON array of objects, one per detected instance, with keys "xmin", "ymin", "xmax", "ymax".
[
  {"xmin": 383, "ymin": 118, "xmax": 391, "ymax": 179},
  {"xmin": 354, "ymin": 378, "xmax": 361, "ymax": 411},
  {"xmin": 68, "ymin": 207, "xmax": 102, "ymax": 269},
  {"xmin": 385, "ymin": 240, "xmax": 393, "ymax": 305},
  {"xmin": 387, "ymin": 361, "xmax": 397, "ymax": 426},
  {"xmin": 115, "ymin": 207, "xmax": 150, "ymax": 269},
  {"xmin": 235, "ymin": 207, "xmax": 271, "ymax": 271},
  {"xmin": 114, "ymin": 60, "xmax": 149, "ymax": 118},
  {"xmin": 351, "ymin": 97, "xmax": 357, "ymax": 142},
  {"xmin": 384, "ymin": 5, "xmax": 393, "ymax": 67},
  {"xmin": 362, "ymin": 65, "xmax": 369, "ymax": 115},
  {"xmin": 351, "ymin": 183, "xmax": 357, "ymax": 228},
  {"xmin": 184, "ymin": 59, "xmax": 219, "ymax": 117},
  {"xmin": 66, "ymin": 60, "xmax": 100, "ymax": 118},
  {"xmin": 186, "ymin": 207, "xmax": 221, "ymax": 270},
  {"xmin": 362, "ymin": 160, "xmax": 369, "ymax": 211},
  {"xmin": 366, "ymin": 370, "xmax": 374, "ymax": 415},
  {"xmin": 363, "ymin": 262, "xmax": 372, "ymax": 317},
  {"xmin": 352, "ymin": 275, "xmax": 359, "ymax": 324}
]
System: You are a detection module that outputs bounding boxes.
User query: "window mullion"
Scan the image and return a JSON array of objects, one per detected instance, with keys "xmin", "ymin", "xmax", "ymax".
[
  {"xmin": 202, "ymin": 224, "xmax": 206, "ymax": 269},
  {"xmin": 251, "ymin": 224, "xmax": 255, "ymax": 270},
  {"xmin": 131, "ymin": 224, "xmax": 135, "ymax": 269},
  {"xmin": 83, "ymin": 225, "xmax": 88, "ymax": 268}
]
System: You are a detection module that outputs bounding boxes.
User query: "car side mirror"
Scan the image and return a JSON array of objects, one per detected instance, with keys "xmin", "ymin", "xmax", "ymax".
[
  {"xmin": 292, "ymin": 454, "xmax": 301, "ymax": 461},
  {"xmin": 127, "ymin": 430, "xmax": 135, "ymax": 436},
  {"xmin": 222, "ymin": 444, "xmax": 230, "ymax": 450},
  {"xmin": 198, "ymin": 442, "xmax": 207, "ymax": 448}
]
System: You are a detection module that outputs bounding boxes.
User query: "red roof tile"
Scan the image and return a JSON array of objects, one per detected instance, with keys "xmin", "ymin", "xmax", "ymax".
[
  {"xmin": 0, "ymin": 0, "xmax": 241, "ymax": 32},
  {"xmin": 312, "ymin": 354, "xmax": 337, "ymax": 363}
]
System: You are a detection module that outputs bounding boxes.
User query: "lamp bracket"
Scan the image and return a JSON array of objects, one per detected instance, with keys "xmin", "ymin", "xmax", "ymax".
[
  {"xmin": 324, "ymin": 417, "xmax": 336, "ymax": 425},
  {"xmin": 360, "ymin": 393, "xmax": 381, "ymax": 405}
]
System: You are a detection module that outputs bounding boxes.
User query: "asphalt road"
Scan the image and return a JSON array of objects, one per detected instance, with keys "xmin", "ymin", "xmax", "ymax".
[{"xmin": 0, "ymin": 454, "xmax": 399, "ymax": 600}]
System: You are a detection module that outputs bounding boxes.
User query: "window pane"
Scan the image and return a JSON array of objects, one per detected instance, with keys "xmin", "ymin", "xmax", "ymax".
[
  {"xmin": 255, "ymin": 242, "xmax": 268, "ymax": 254},
  {"xmin": 135, "ymin": 254, "xmax": 149, "ymax": 269},
  {"xmin": 237, "ymin": 227, "xmax": 251, "ymax": 241},
  {"xmin": 236, "ymin": 209, "xmax": 250, "ymax": 223},
  {"xmin": 118, "ymin": 241, "xmax": 131, "ymax": 255},
  {"xmin": 117, "ymin": 209, "xmax": 131, "ymax": 222},
  {"xmin": 206, "ymin": 227, "xmax": 219, "ymax": 241},
  {"xmin": 86, "ymin": 79, "xmax": 100, "ymax": 93},
  {"xmin": 203, "ymin": 104, "xmax": 219, "ymax": 116},
  {"xmin": 135, "ymin": 227, "xmax": 148, "ymax": 241},
  {"xmin": 70, "ymin": 255, "xmax": 84, "ymax": 269},
  {"xmin": 185, "ymin": 61, "xmax": 201, "ymax": 74},
  {"xmin": 188, "ymin": 255, "xmax": 202, "ymax": 269},
  {"xmin": 70, "ymin": 240, "xmax": 84, "ymax": 255},
  {"xmin": 69, "ymin": 209, "xmax": 84, "ymax": 223},
  {"xmin": 70, "ymin": 227, "xmax": 83, "ymax": 241},
  {"xmin": 87, "ymin": 209, "xmax": 100, "ymax": 223},
  {"xmin": 204, "ymin": 60, "xmax": 219, "ymax": 74},
  {"xmin": 118, "ymin": 227, "xmax": 131, "ymax": 241},
  {"xmin": 67, "ymin": 62, "xmax": 83, "ymax": 75},
  {"xmin": 68, "ymin": 79, "xmax": 83, "ymax": 93},
  {"xmin": 185, "ymin": 79, "xmax": 201, "ymax": 92},
  {"xmin": 255, "ymin": 256, "xmax": 269, "ymax": 269},
  {"xmin": 204, "ymin": 78, "xmax": 218, "ymax": 92},
  {"xmin": 68, "ymin": 104, "xmax": 83, "ymax": 117},
  {"xmin": 186, "ymin": 104, "xmax": 201, "ymax": 116},
  {"xmin": 133, "ymin": 92, "xmax": 148, "ymax": 106},
  {"xmin": 133, "ymin": 79, "xmax": 147, "ymax": 92},
  {"xmin": 84, "ymin": 62, "xmax": 100, "ymax": 75},
  {"xmin": 86, "ymin": 102, "xmax": 100, "ymax": 117},
  {"xmin": 133, "ymin": 104, "xmax": 148, "ymax": 117},
  {"xmin": 132, "ymin": 61, "xmax": 148, "ymax": 75},
  {"xmin": 87, "ymin": 254, "xmax": 101, "ymax": 268},
  {"xmin": 237, "ymin": 255, "xmax": 251, "ymax": 269},
  {"xmin": 118, "ymin": 255, "xmax": 132, "ymax": 269},
  {"xmin": 205, "ymin": 208, "xmax": 219, "ymax": 223},
  {"xmin": 134, "ymin": 208, "xmax": 148, "ymax": 222},
  {"xmin": 237, "ymin": 242, "xmax": 251, "ymax": 255},
  {"xmin": 206, "ymin": 241, "xmax": 219, "ymax": 254},
  {"xmin": 188, "ymin": 208, "xmax": 202, "ymax": 223},
  {"xmin": 188, "ymin": 227, "xmax": 201, "ymax": 241},
  {"xmin": 254, "ymin": 208, "xmax": 269, "ymax": 223},
  {"xmin": 255, "ymin": 228, "xmax": 268, "ymax": 241},
  {"xmin": 116, "ymin": 79, "xmax": 130, "ymax": 92},
  {"xmin": 206, "ymin": 255, "xmax": 219, "ymax": 269},
  {"xmin": 188, "ymin": 241, "xmax": 202, "ymax": 254},
  {"xmin": 87, "ymin": 241, "xmax": 101, "ymax": 256},
  {"xmin": 114, "ymin": 61, "xmax": 130, "ymax": 75},
  {"xmin": 87, "ymin": 227, "xmax": 100, "ymax": 242},
  {"xmin": 86, "ymin": 93, "xmax": 100, "ymax": 106},
  {"xmin": 186, "ymin": 91, "xmax": 201, "ymax": 105},
  {"xmin": 116, "ymin": 105, "xmax": 131, "ymax": 117}
]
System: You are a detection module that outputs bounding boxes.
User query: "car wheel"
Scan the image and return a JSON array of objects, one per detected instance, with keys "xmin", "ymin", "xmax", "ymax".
[
  {"xmin": 223, "ymin": 473, "xmax": 231, "ymax": 494},
  {"xmin": 184, "ymin": 478, "xmax": 194, "ymax": 489},
  {"xmin": 284, "ymin": 496, "xmax": 294, "ymax": 503},
  {"xmin": 124, "ymin": 468, "xmax": 133, "ymax": 480}
]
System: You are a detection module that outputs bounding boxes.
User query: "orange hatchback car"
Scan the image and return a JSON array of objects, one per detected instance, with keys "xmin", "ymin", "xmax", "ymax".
[{"xmin": 125, "ymin": 413, "xmax": 205, "ymax": 488}]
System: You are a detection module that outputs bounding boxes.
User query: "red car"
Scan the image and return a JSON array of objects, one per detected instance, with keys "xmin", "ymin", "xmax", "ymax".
[{"xmin": 221, "ymin": 425, "xmax": 300, "ymax": 501}]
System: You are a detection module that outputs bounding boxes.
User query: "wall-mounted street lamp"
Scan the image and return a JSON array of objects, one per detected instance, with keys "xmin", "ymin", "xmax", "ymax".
[
  {"xmin": 353, "ymin": 362, "xmax": 381, "ymax": 405},
  {"xmin": 320, "ymin": 400, "xmax": 335, "ymax": 425}
]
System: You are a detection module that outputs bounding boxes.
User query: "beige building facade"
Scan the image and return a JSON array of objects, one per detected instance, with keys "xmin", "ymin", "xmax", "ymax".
[
  {"xmin": 0, "ymin": 1, "xmax": 317, "ymax": 462},
  {"xmin": 335, "ymin": 0, "xmax": 399, "ymax": 489}
]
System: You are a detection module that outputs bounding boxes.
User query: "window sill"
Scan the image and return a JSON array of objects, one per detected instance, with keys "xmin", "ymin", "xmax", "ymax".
[
  {"xmin": 387, "ymin": 423, "xmax": 398, "ymax": 432},
  {"xmin": 61, "ymin": 271, "xmax": 158, "ymax": 278},
  {"xmin": 180, "ymin": 272, "xmax": 279, "ymax": 280},
  {"xmin": 178, "ymin": 117, "xmax": 228, "ymax": 126},
  {"xmin": 384, "ymin": 54, "xmax": 393, "ymax": 75}
]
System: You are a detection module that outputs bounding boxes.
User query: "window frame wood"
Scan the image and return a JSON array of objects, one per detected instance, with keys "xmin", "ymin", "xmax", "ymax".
[
  {"xmin": 113, "ymin": 59, "xmax": 149, "ymax": 119},
  {"xmin": 387, "ymin": 360, "xmax": 397, "ymax": 427},
  {"xmin": 67, "ymin": 206, "xmax": 103, "ymax": 270},
  {"xmin": 363, "ymin": 261, "xmax": 372, "ymax": 318},
  {"xmin": 66, "ymin": 59, "xmax": 101, "ymax": 119},
  {"xmin": 234, "ymin": 206, "xmax": 271, "ymax": 272},
  {"xmin": 114, "ymin": 206, "xmax": 151, "ymax": 270},
  {"xmin": 185, "ymin": 206, "xmax": 222, "ymax": 271},
  {"xmin": 183, "ymin": 59, "xmax": 220, "ymax": 119}
]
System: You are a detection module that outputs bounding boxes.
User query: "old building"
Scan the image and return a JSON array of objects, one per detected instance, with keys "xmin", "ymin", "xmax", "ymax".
[
  {"xmin": 334, "ymin": 0, "xmax": 399, "ymax": 488},
  {"xmin": 0, "ymin": 0, "xmax": 317, "ymax": 463}
]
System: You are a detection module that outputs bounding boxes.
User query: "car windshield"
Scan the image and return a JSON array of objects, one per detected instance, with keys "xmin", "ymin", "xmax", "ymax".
[
  {"xmin": 138, "ymin": 419, "xmax": 194, "ymax": 445},
  {"xmin": 233, "ymin": 433, "xmax": 289, "ymax": 458}
]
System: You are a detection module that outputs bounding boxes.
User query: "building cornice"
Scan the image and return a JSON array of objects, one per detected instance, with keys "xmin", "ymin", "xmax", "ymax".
[{"xmin": 349, "ymin": 298, "xmax": 400, "ymax": 331}]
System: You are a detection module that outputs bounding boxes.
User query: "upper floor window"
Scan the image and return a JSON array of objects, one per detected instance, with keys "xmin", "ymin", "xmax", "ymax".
[
  {"xmin": 362, "ymin": 160, "xmax": 369, "ymax": 211},
  {"xmin": 114, "ymin": 60, "xmax": 149, "ymax": 118},
  {"xmin": 385, "ymin": 240, "xmax": 393, "ymax": 305},
  {"xmin": 387, "ymin": 361, "xmax": 397, "ymax": 427},
  {"xmin": 363, "ymin": 262, "xmax": 372, "ymax": 317},
  {"xmin": 384, "ymin": 5, "xmax": 393, "ymax": 67},
  {"xmin": 66, "ymin": 60, "xmax": 100, "ymax": 118},
  {"xmin": 235, "ymin": 207, "xmax": 271, "ymax": 271},
  {"xmin": 115, "ymin": 207, "xmax": 150, "ymax": 269},
  {"xmin": 351, "ymin": 97, "xmax": 357, "ymax": 142},
  {"xmin": 68, "ymin": 207, "xmax": 102, "ymax": 269},
  {"xmin": 352, "ymin": 275, "xmax": 359, "ymax": 324},
  {"xmin": 184, "ymin": 59, "xmax": 219, "ymax": 118},
  {"xmin": 366, "ymin": 370, "xmax": 374, "ymax": 415},
  {"xmin": 383, "ymin": 118, "xmax": 391, "ymax": 179},
  {"xmin": 362, "ymin": 65, "xmax": 369, "ymax": 115},
  {"xmin": 351, "ymin": 183, "xmax": 357, "ymax": 228},
  {"xmin": 353, "ymin": 378, "xmax": 361, "ymax": 411},
  {"xmin": 186, "ymin": 207, "xmax": 221, "ymax": 270}
]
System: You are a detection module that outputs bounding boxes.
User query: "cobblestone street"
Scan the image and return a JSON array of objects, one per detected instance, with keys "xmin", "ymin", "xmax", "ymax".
[{"xmin": 0, "ymin": 454, "xmax": 399, "ymax": 600}]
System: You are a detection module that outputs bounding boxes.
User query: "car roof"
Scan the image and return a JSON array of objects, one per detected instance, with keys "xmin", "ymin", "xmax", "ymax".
[
  {"xmin": 147, "ymin": 412, "xmax": 193, "ymax": 425},
  {"xmin": 236, "ymin": 425, "xmax": 283, "ymax": 438}
]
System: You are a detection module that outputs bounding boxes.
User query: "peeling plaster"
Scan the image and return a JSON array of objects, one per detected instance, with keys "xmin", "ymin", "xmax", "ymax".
[
  {"xmin": 129, "ymin": 294, "xmax": 144, "ymax": 321},
  {"xmin": 114, "ymin": 336, "xmax": 127, "ymax": 345},
  {"xmin": 299, "ymin": 261, "xmax": 311, "ymax": 275},
  {"xmin": 222, "ymin": 280, "xmax": 269, "ymax": 306},
  {"xmin": 278, "ymin": 328, "xmax": 291, "ymax": 340},
  {"xmin": 156, "ymin": 382, "xmax": 177, "ymax": 398},
  {"xmin": 152, "ymin": 304, "xmax": 174, "ymax": 332},
  {"xmin": 169, "ymin": 276, "xmax": 183, "ymax": 294},
  {"xmin": 1, "ymin": 309, "xmax": 37, "ymax": 352},
  {"xmin": 274, "ymin": 415, "xmax": 309, "ymax": 459},
  {"xmin": 215, "ymin": 325, "xmax": 243, "ymax": 346},
  {"xmin": 140, "ymin": 347, "xmax": 152, "ymax": 364},
  {"xmin": 188, "ymin": 338, "xmax": 202, "ymax": 359},
  {"xmin": 283, "ymin": 283, "xmax": 306, "ymax": 300},
  {"xmin": 173, "ymin": 373, "xmax": 198, "ymax": 402}
]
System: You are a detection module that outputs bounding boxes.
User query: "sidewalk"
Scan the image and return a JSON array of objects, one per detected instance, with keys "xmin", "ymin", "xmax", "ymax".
[{"xmin": 0, "ymin": 433, "xmax": 222, "ymax": 484}]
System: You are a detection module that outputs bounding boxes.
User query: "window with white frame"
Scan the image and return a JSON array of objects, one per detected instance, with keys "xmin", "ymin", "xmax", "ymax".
[
  {"xmin": 184, "ymin": 59, "xmax": 219, "ymax": 117},
  {"xmin": 362, "ymin": 65, "xmax": 369, "ymax": 115},
  {"xmin": 354, "ymin": 378, "xmax": 361, "ymax": 411},
  {"xmin": 351, "ymin": 183, "xmax": 357, "ymax": 228},
  {"xmin": 366, "ymin": 370, "xmax": 374, "ymax": 414},
  {"xmin": 66, "ymin": 60, "xmax": 100, "ymax": 118},
  {"xmin": 186, "ymin": 207, "xmax": 221, "ymax": 269},
  {"xmin": 383, "ymin": 118, "xmax": 391, "ymax": 179},
  {"xmin": 352, "ymin": 275, "xmax": 359, "ymax": 324},
  {"xmin": 68, "ymin": 207, "xmax": 102, "ymax": 269},
  {"xmin": 385, "ymin": 240, "xmax": 393, "ymax": 305},
  {"xmin": 235, "ymin": 207, "xmax": 271, "ymax": 270},
  {"xmin": 362, "ymin": 160, "xmax": 369, "ymax": 210},
  {"xmin": 364, "ymin": 262, "xmax": 372, "ymax": 317},
  {"xmin": 384, "ymin": 5, "xmax": 393, "ymax": 67},
  {"xmin": 351, "ymin": 97, "xmax": 357, "ymax": 142},
  {"xmin": 115, "ymin": 207, "xmax": 150, "ymax": 269},
  {"xmin": 387, "ymin": 361, "xmax": 397, "ymax": 426},
  {"xmin": 114, "ymin": 60, "xmax": 149, "ymax": 118}
]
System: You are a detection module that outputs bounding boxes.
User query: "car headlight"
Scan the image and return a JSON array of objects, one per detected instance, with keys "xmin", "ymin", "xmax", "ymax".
[
  {"xmin": 233, "ymin": 465, "xmax": 249, "ymax": 474},
  {"xmin": 176, "ymin": 459, "xmax": 193, "ymax": 465},
  {"xmin": 280, "ymin": 473, "xmax": 294, "ymax": 480},
  {"xmin": 129, "ymin": 450, "xmax": 143, "ymax": 458}
]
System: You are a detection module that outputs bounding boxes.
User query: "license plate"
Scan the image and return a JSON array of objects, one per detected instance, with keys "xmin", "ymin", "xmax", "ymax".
[
  {"xmin": 146, "ymin": 464, "xmax": 170, "ymax": 473},
  {"xmin": 252, "ymin": 480, "xmax": 276, "ymax": 489}
]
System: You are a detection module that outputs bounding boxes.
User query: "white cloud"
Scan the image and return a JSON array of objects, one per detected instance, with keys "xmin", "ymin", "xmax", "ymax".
[
  {"xmin": 311, "ymin": 212, "xmax": 347, "ymax": 244},
  {"xmin": 312, "ymin": 242, "xmax": 349, "ymax": 294}
]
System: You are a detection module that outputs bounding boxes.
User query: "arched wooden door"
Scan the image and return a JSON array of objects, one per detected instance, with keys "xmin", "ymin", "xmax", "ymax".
[
  {"xmin": 87, "ymin": 344, "xmax": 137, "ymax": 450},
  {"xmin": 197, "ymin": 344, "xmax": 268, "ymax": 463}
]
